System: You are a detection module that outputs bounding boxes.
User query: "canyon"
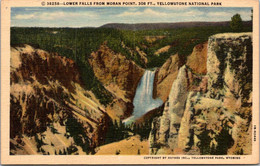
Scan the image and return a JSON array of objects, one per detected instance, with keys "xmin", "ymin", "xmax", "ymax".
[
  {"xmin": 10, "ymin": 45, "xmax": 109, "ymax": 154},
  {"xmin": 10, "ymin": 32, "xmax": 252, "ymax": 155}
]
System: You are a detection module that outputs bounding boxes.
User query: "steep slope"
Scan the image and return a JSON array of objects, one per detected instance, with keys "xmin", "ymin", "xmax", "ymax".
[
  {"xmin": 153, "ymin": 41, "xmax": 208, "ymax": 102},
  {"xmin": 186, "ymin": 42, "xmax": 208, "ymax": 75},
  {"xmin": 149, "ymin": 33, "xmax": 252, "ymax": 155},
  {"xmin": 153, "ymin": 54, "xmax": 182, "ymax": 102},
  {"xmin": 88, "ymin": 44, "xmax": 145, "ymax": 120},
  {"xmin": 10, "ymin": 45, "xmax": 109, "ymax": 155}
]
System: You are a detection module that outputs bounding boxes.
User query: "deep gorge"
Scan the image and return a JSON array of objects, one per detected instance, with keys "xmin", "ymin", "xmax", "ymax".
[{"xmin": 10, "ymin": 24, "xmax": 252, "ymax": 155}]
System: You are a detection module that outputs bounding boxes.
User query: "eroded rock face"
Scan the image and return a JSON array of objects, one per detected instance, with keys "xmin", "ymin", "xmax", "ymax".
[
  {"xmin": 135, "ymin": 46, "xmax": 148, "ymax": 65},
  {"xmin": 10, "ymin": 45, "xmax": 109, "ymax": 155},
  {"xmin": 206, "ymin": 33, "xmax": 252, "ymax": 154},
  {"xmin": 186, "ymin": 42, "xmax": 208, "ymax": 75},
  {"xmin": 88, "ymin": 44, "xmax": 144, "ymax": 120},
  {"xmin": 154, "ymin": 41, "xmax": 208, "ymax": 102},
  {"xmin": 207, "ymin": 33, "xmax": 252, "ymax": 103},
  {"xmin": 149, "ymin": 33, "xmax": 252, "ymax": 155},
  {"xmin": 150, "ymin": 66, "xmax": 192, "ymax": 154},
  {"xmin": 153, "ymin": 54, "xmax": 183, "ymax": 102}
]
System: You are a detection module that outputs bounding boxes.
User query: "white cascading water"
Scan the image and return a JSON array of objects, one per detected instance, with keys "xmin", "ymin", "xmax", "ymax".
[{"xmin": 123, "ymin": 70, "xmax": 163, "ymax": 123}]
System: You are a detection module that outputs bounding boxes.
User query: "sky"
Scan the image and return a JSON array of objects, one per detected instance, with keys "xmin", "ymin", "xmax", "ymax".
[{"xmin": 11, "ymin": 7, "xmax": 252, "ymax": 27}]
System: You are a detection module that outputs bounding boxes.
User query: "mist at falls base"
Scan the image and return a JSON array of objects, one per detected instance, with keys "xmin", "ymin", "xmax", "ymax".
[{"xmin": 123, "ymin": 70, "xmax": 163, "ymax": 124}]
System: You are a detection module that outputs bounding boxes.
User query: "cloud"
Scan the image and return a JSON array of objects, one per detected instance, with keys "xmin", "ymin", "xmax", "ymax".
[
  {"xmin": 24, "ymin": 8, "xmax": 44, "ymax": 11},
  {"xmin": 117, "ymin": 8, "xmax": 204, "ymax": 20},
  {"xmin": 208, "ymin": 11, "xmax": 233, "ymax": 17},
  {"xmin": 129, "ymin": 8, "xmax": 138, "ymax": 12},
  {"xmin": 14, "ymin": 14, "xmax": 35, "ymax": 19},
  {"xmin": 160, "ymin": 7, "xmax": 189, "ymax": 12},
  {"xmin": 117, "ymin": 8, "xmax": 168, "ymax": 17},
  {"xmin": 13, "ymin": 11, "xmax": 97, "ymax": 21},
  {"xmin": 183, "ymin": 10, "xmax": 204, "ymax": 16},
  {"xmin": 208, "ymin": 11, "xmax": 251, "ymax": 20}
]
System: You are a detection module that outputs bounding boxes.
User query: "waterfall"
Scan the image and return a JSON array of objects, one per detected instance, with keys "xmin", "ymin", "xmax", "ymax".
[{"xmin": 123, "ymin": 70, "xmax": 163, "ymax": 123}]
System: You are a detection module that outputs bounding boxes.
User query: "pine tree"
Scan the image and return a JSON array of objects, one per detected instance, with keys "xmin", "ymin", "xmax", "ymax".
[
  {"xmin": 115, "ymin": 150, "xmax": 120, "ymax": 155},
  {"xmin": 63, "ymin": 148, "xmax": 66, "ymax": 155},
  {"xmin": 230, "ymin": 14, "xmax": 243, "ymax": 32}
]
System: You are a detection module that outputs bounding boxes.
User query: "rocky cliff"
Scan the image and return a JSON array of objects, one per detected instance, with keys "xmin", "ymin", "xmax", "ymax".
[
  {"xmin": 149, "ymin": 33, "xmax": 252, "ymax": 155},
  {"xmin": 186, "ymin": 42, "xmax": 208, "ymax": 75},
  {"xmin": 10, "ymin": 45, "xmax": 109, "ymax": 155},
  {"xmin": 88, "ymin": 44, "xmax": 144, "ymax": 120},
  {"xmin": 153, "ymin": 42, "xmax": 207, "ymax": 102},
  {"xmin": 153, "ymin": 54, "xmax": 183, "ymax": 102}
]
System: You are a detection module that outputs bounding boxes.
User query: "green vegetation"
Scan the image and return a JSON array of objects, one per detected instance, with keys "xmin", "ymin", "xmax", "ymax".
[
  {"xmin": 213, "ymin": 127, "xmax": 234, "ymax": 155},
  {"xmin": 104, "ymin": 119, "xmax": 131, "ymax": 144},
  {"xmin": 67, "ymin": 144, "xmax": 79, "ymax": 154},
  {"xmin": 198, "ymin": 127, "xmax": 234, "ymax": 155},
  {"xmin": 103, "ymin": 118, "xmax": 152, "ymax": 145},
  {"xmin": 197, "ymin": 130, "xmax": 211, "ymax": 155},
  {"xmin": 230, "ymin": 14, "xmax": 243, "ymax": 32},
  {"xmin": 11, "ymin": 24, "xmax": 251, "ymax": 105},
  {"xmin": 11, "ymin": 28, "xmax": 115, "ymax": 106},
  {"xmin": 10, "ymin": 24, "xmax": 251, "ymax": 154},
  {"xmin": 35, "ymin": 134, "xmax": 47, "ymax": 153},
  {"xmin": 49, "ymin": 124, "xmax": 59, "ymax": 134},
  {"xmin": 65, "ymin": 116, "xmax": 92, "ymax": 154},
  {"xmin": 132, "ymin": 120, "xmax": 152, "ymax": 140},
  {"xmin": 104, "ymin": 105, "xmax": 164, "ymax": 144}
]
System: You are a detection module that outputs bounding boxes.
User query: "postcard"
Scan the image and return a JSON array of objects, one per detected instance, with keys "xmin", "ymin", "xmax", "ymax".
[{"xmin": 1, "ymin": 0, "xmax": 259, "ymax": 164}]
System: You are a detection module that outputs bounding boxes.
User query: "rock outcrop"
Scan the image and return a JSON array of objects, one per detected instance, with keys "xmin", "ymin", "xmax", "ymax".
[
  {"xmin": 153, "ymin": 54, "xmax": 183, "ymax": 102},
  {"xmin": 186, "ymin": 42, "xmax": 208, "ymax": 74},
  {"xmin": 149, "ymin": 33, "xmax": 252, "ymax": 155},
  {"xmin": 150, "ymin": 66, "xmax": 192, "ymax": 154},
  {"xmin": 10, "ymin": 45, "xmax": 109, "ymax": 155},
  {"xmin": 154, "ymin": 42, "xmax": 208, "ymax": 102},
  {"xmin": 136, "ymin": 46, "xmax": 148, "ymax": 65},
  {"xmin": 88, "ymin": 44, "xmax": 144, "ymax": 120}
]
